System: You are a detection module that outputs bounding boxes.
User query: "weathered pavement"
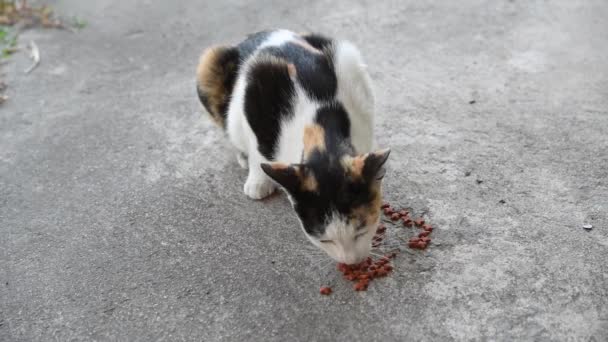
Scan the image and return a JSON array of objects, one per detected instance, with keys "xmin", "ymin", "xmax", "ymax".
[{"xmin": 1, "ymin": 0, "xmax": 607, "ymax": 341}]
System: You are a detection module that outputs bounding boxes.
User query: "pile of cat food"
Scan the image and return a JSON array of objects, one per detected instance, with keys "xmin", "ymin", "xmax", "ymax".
[
  {"xmin": 320, "ymin": 201, "xmax": 435, "ymax": 295},
  {"xmin": 382, "ymin": 203, "xmax": 434, "ymax": 250}
]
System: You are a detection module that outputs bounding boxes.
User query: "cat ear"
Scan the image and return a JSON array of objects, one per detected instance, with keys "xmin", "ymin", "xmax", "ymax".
[
  {"xmin": 260, "ymin": 162, "xmax": 302, "ymax": 193},
  {"xmin": 361, "ymin": 148, "xmax": 391, "ymax": 181}
]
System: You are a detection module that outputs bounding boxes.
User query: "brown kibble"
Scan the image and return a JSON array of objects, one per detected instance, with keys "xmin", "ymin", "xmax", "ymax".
[
  {"xmin": 399, "ymin": 210, "xmax": 409, "ymax": 217},
  {"xmin": 414, "ymin": 218, "xmax": 425, "ymax": 226},
  {"xmin": 419, "ymin": 231, "xmax": 430, "ymax": 237},
  {"xmin": 376, "ymin": 259, "xmax": 388, "ymax": 267},
  {"xmin": 416, "ymin": 241, "xmax": 427, "ymax": 249},
  {"xmin": 423, "ymin": 225, "xmax": 433, "ymax": 232},
  {"xmin": 345, "ymin": 274, "xmax": 357, "ymax": 281},
  {"xmin": 354, "ymin": 282, "xmax": 368, "ymax": 291},
  {"xmin": 409, "ymin": 237, "xmax": 420, "ymax": 243},
  {"xmin": 376, "ymin": 270, "xmax": 388, "ymax": 277},
  {"xmin": 403, "ymin": 219, "xmax": 413, "ymax": 227},
  {"xmin": 320, "ymin": 286, "xmax": 332, "ymax": 295},
  {"xmin": 377, "ymin": 226, "xmax": 386, "ymax": 234},
  {"xmin": 383, "ymin": 265, "xmax": 393, "ymax": 272},
  {"xmin": 381, "ymin": 203, "xmax": 390, "ymax": 209},
  {"xmin": 420, "ymin": 236, "xmax": 431, "ymax": 243},
  {"xmin": 358, "ymin": 274, "xmax": 370, "ymax": 280},
  {"xmin": 383, "ymin": 207, "xmax": 393, "ymax": 215},
  {"xmin": 390, "ymin": 213, "xmax": 400, "ymax": 221}
]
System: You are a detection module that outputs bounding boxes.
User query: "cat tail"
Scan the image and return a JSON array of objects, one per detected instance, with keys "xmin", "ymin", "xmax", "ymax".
[{"xmin": 196, "ymin": 45, "xmax": 240, "ymax": 128}]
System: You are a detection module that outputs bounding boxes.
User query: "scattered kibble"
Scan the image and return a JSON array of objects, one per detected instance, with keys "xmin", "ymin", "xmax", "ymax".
[
  {"xmin": 320, "ymin": 286, "xmax": 332, "ymax": 295},
  {"xmin": 419, "ymin": 231, "xmax": 430, "ymax": 237},
  {"xmin": 414, "ymin": 218, "xmax": 425, "ymax": 227},
  {"xmin": 320, "ymin": 201, "xmax": 438, "ymax": 295}
]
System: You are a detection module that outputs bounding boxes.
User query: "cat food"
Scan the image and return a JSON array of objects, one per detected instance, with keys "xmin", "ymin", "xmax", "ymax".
[
  {"xmin": 354, "ymin": 282, "xmax": 368, "ymax": 291},
  {"xmin": 335, "ymin": 253, "xmax": 396, "ymax": 293},
  {"xmin": 321, "ymin": 201, "xmax": 437, "ymax": 295},
  {"xmin": 320, "ymin": 286, "xmax": 332, "ymax": 295}
]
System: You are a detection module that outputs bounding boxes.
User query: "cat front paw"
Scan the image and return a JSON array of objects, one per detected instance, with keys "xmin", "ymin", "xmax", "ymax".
[{"xmin": 243, "ymin": 177, "xmax": 276, "ymax": 199}]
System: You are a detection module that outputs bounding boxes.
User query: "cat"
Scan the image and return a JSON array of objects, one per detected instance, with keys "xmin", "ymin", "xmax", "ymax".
[{"xmin": 196, "ymin": 30, "xmax": 390, "ymax": 264}]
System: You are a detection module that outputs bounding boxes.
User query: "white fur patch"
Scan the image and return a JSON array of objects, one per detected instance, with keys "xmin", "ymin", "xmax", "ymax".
[
  {"xmin": 333, "ymin": 40, "xmax": 376, "ymax": 153},
  {"xmin": 310, "ymin": 212, "xmax": 375, "ymax": 264}
]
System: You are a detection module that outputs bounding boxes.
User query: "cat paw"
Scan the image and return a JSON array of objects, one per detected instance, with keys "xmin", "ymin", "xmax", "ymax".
[
  {"xmin": 243, "ymin": 177, "xmax": 276, "ymax": 199},
  {"xmin": 236, "ymin": 152, "xmax": 248, "ymax": 169}
]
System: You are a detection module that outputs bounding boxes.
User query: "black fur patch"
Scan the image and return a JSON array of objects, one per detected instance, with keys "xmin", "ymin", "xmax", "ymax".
[
  {"xmin": 196, "ymin": 47, "xmax": 240, "ymax": 127},
  {"xmin": 314, "ymin": 103, "xmax": 352, "ymax": 155},
  {"xmin": 292, "ymin": 159, "xmax": 375, "ymax": 237},
  {"xmin": 216, "ymin": 48, "xmax": 240, "ymax": 121},
  {"xmin": 301, "ymin": 33, "xmax": 333, "ymax": 51},
  {"xmin": 244, "ymin": 58, "xmax": 295, "ymax": 160},
  {"xmin": 237, "ymin": 31, "xmax": 272, "ymax": 62},
  {"xmin": 263, "ymin": 44, "xmax": 337, "ymax": 101},
  {"xmin": 285, "ymin": 102, "xmax": 376, "ymax": 237}
]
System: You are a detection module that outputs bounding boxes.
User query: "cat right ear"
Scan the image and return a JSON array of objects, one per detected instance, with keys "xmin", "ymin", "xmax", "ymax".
[{"xmin": 260, "ymin": 163, "xmax": 301, "ymax": 193}]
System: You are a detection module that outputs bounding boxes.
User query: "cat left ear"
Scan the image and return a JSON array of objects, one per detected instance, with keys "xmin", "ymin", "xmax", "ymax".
[
  {"xmin": 362, "ymin": 148, "xmax": 391, "ymax": 181},
  {"xmin": 260, "ymin": 162, "xmax": 301, "ymax": 193}
]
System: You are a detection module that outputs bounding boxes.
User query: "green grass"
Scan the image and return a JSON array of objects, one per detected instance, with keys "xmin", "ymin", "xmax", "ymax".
[
  {"xmin": 0, "ymin": 26, "xmax": 17, "ymax": 58},
  {"xmin": 71, "ymin": 16, "xmax": 87, "ymax": 29}
]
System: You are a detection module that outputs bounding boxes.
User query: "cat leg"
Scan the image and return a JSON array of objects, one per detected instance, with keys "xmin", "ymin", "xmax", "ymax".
[
  {"xmin": 243, "ymin": 150, "xmax": 276, "ymax": 199},
  {"xmin": 236, "ymin": 152, "xmax": 248, "ymax": 169}
]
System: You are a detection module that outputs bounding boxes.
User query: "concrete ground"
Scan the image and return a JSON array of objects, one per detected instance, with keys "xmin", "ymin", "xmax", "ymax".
[{"xmin": 1, "ymin": 0, "xmax": 607, "ymax": 341}]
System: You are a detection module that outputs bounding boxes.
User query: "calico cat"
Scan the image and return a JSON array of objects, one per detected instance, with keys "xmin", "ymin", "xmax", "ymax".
[{"xmin": 196, "ymin": 30, "xmax": 390, "ymax": 264}]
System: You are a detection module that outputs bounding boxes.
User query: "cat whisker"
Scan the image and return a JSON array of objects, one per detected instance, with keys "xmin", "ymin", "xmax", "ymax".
[{"xmin": 310, "ymin": 257, "xmax": 333, "ymax": 269}]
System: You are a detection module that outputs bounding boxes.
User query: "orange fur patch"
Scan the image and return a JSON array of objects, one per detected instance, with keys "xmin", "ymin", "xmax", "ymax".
[
  {"xmin": 303, "ymin": 125, "xmax": 326, "ymax": 159},
  {"xmin": 196, "ymin": 46, "xmax": 236, "ymax": 127},
  {"xmin": 341, "ymin": 154, "xmax": 366, "ymax": 180},
  {"xmin": 287, "ymin": 63, "xmax": 297, "ymax": 78},
  {"xmin": 351, "ymin": 186, "xmax": 382, "ymax": 227},
  {"xmin": 268, "ymin": 162, "xmax": 289, "ymax": 171},
  {"xmin": 301, "ymin": 173, "xmax": 319, "ymax": 193}
]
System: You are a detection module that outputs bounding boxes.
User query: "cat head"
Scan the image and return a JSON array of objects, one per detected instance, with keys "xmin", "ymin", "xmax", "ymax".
[{"xmin": 261, "ymin": 143, "xmax": 390, "ymax": 265}]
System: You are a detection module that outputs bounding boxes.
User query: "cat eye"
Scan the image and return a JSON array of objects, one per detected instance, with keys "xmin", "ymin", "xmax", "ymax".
[{"xmin": 319, "ymin": 240, "xmax": 335, "ymax": 244}]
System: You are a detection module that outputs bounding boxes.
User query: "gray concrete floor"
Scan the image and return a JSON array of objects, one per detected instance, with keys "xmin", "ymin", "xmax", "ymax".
[{"xmin": 2, "ymin": 0, "xmax": 608, "ymax": 341}]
